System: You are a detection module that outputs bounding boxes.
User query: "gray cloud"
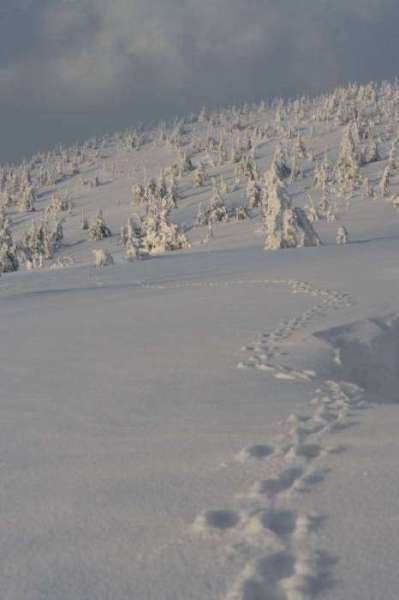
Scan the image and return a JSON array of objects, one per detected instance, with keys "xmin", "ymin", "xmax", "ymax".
[{"xmin": 0, "ymin": 0, "xmax": 399, "ymax": 160}]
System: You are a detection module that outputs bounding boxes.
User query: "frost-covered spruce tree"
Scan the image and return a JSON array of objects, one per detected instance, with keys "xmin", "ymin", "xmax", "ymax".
[
  {"xmin": 53, "ymin": 220, "xmax": 64, "ymax": 244},
  {"xmin": 379, "ymin": 166, "xmax": 391, "ymax": 198},
  {"xmin": 236, "ymin": 155, "xmax": 257, "ymax": 181},
  {"xmin": 178, "ymin": 151, "xmax": 195, "ymax": 176},
  {"xmin": 192, "ymin": 165, "xmax": 205, "ymax": 188},
  {"xmin": 147, "ymin": 178, "xmax": 157, "ymax": 196},
  {"xmin": 272, "ymin": 146, "xmax": 291, "ymax": 180},
  {"xmin": 145, "ymin": 212, "xmax": 190, "ymax": 254},
  {"xmin": 294, "ymin": 207, "xmax": 322, "ymax": 247},
  {"xmin": 304, "ymin": 193, "xmax": 320, "ymax": 223},
  {"xmin": 289, "ymin": 151, "xmax": 301, "ymax": 183},
  {"xmin": 362, "ymin": 177, "xmax": 377, "ymax": 202},
  {"xmin": 246, "ymin": 178, "xmax": 261, "ymax": 209},
  {"xmin": 45, "ymin": 193, "xmax": 71, "ymax": 218},
  {"xmin": 132, "ymin": 183, "xmax": 145, "ymax": 205},
  {"xmin": 139, "ymin": 196, "xmax": 190, "ymax": 255},
  {"xmin": 336, "ymin": 225, "xmax": 349, "ymax": 245},
  {"xmin": 388, "ymin": 144, "xmax": 398, "ymax": 174},
  {"xmin": 23, "ymin": 220, "xmax": 56, "ymax": 266},
  {"xmin": 294, "ymin": 135, "xmax": 307, "ymax": 160},
  {"xmin": 89, "ymin": 210, "xmax": 112, "ymax": 240},
  {"xmin": 0, "ymin": 211, "xmax": 18, "ymax": 272},
  {"xmin": 235, "ymin": 206, "xmax": 249, "ymax": 221},
  {"xmin": 206, "ymin": 187, "xmax": 229, "ymax": 224},
  {"xmin": 362, "ymin": 134, "xmax": 381, "ymax": 165},
  {"xmin": 264, "ymin": 179, "xmax": 320, "ymax": 250},
  {"xmin": 218, "ymin": 175, "xmax": 229, "ymax": 195},
  {"xmin": 121, "ymin": 215, "xmax": 142, "ymax": 260},
  {"xmin": 158, "ymin": 172, "xmax": 169, "ymax": 199},
  {"xmin": 260, "ymin": 158, "xmax": 285, "ymax": 219},
  {"xmin": 335, "ymin": 125, "xmax": 360, "ymax": 191},
  {"xmin": 195, "ymin": 202, "xmax": 205, "ymax": 226},
  {"xmin": 313, "ymin": 158, "xmax": 329, "ymax": 191},
  {"xmin": 16, "ymin": 186, "xmax": 35, "ymax": 213},
  {"xmin": 264, "ymin": 181, "xmax": 296, "ymax": 250},
  {"xmin": 318, "ymin": 185, "xmax": 332, "ymax": 219},
  {"xmin": 230, "ymin": 137, "xmax": 242, "ymax": 164}
]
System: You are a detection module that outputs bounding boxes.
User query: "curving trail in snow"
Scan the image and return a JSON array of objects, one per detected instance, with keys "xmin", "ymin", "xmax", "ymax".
[{"xmin": 162, "ymin": 277, "xmax": 369, "ymax": 600}]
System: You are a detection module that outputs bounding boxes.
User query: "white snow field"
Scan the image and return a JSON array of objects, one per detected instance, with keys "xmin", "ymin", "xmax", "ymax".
[{"xmin": 2, "ymin": 82, "xmax": 399, "ymax": 599}]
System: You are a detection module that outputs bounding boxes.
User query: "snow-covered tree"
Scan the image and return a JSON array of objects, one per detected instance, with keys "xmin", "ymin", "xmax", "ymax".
[
  {"xmin": 304, "ymin": 193, "xmax": 320, "ymax": 223},
  {"xmin": 294, "ymin": 207, "xmax": 323, "ymax": 246},
  {"xmin": 89, "ymin": 210, "xmax": 112, "ymax": 241},
  {"xmin": 388, "ymin": 144, "xmax": 397, "ymax": 173},
  {"xmin": 335, "ymin": 125, "xmax": 360, "ymax": 191},
  {"xmin": 235, "ymin": 206, "xmax": 249, "ymax": 221},
  {"xmin": 45, "ymin": 193, "xmax": 71, "ymax": 218},
  {"xmin": 246, "ymin": 178, "xmax": 261, "ymax": 209},
  {"xmin": 22, "ymin": 218, "xmax": 61, "ymax": 266},
  {"xmin": 16, "ymin": 187, "xmax": 35, "ymax": 213},
  {"xmin": 139, "ymin": 194, "xmax": 190, "ymax": 255},
  {"xmin": 132, "ymin": 183, "xmax": 145, "ymax": 205},
  {"xmin": 272, "ymin": 146, "xmax": 291, "ymax": 180},
  {"xmin": 195, "ymin": 202, "xmax": 205, "ymax": 227},
  {"xmin": 121, "ymin": 215, "xmax": 143, "ymax": 260},
  {"xmin": 217, "ymin": 175, "xmax": 229, "ymax": 195},
  {"xmin": 178, "ymin": 151, "xmax": 195, "ymax": 175},
  {"xmin": 362, "ymin": 135, "xmax": 381, "ymax": 165},
  {"xmin": 294, "ymin": 135, "xmax": 307, "ymax": 160},
  {"xmin": 336, "ymin": 225, "xmax": 349, "ymax": 245},
  {"xmin": 289, "ymin": 152, "xmax": 302, "ymax": 183},
  {"xmin": 93, "ymin": 249, "xmax": 114, "ymax": 268},
  {"xmin": 379, "ymin": 166, "xmax": 391, "ymax": 198},
  {"xmin": 318, "ymin": 186, "xmax": 331, "ymax": 219},
  {"xmin": 264, "ymin": 179, "xmax": 320, "ymax": 250},
  {"xmin": 192, "ymin": 165, "xmax": 205, "ymax": 188},
  {"xmin": 206, "ymin": 188, "xmax": 229, "ymax": 224},
  {"xmin": 362, "ymin": 177, "xmax": 377, "ymax": 202},
  {"xmin": 0, "ymin": 211, "xmax": 18, "ymax": 272}
]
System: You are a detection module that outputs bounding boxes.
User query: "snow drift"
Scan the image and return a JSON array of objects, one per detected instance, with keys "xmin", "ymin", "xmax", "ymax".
[{"xmin": 316, "ymin": 316, "xmax": 399, "ymax": 404}]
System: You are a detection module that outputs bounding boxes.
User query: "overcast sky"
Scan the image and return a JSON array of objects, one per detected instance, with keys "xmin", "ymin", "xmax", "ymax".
[{"xmin": 0, "ymin": 0, "xmax": 398, "ymax": 162}]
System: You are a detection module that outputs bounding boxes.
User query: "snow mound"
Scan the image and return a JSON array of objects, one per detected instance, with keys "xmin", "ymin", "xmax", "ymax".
[{"xmin": 315, "ymin": 315, "xmax": 399, "ymax": 403}]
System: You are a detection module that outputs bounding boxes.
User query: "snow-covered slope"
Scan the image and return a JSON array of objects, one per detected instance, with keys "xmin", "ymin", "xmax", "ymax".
[{"xmin": 1, "ymin": 82, "xmax": 399, "ymax": 599}]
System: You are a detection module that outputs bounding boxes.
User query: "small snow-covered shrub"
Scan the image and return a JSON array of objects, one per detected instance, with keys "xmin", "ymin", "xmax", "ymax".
[
  {"xmin": 89, "ymin": 211, "xmax": 112, "ymax": 241},
  {"xmin": 93, "ymin": 249, "xmax": 114, "ymax": 267},
  {"xmin": 336, "ymin": 225, "xmax": 349, "ymax": 245}
]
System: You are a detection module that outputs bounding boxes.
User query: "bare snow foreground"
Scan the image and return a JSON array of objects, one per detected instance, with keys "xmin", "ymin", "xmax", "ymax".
[{"xmin": 2, "ymin": 242, "xmax": 399, "ymax": 600}]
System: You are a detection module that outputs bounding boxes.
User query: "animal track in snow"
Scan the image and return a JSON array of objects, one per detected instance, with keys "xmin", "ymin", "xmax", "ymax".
[
  {"xmin": 226, "ymin": 511, "xmax": 332, "ymax": 600},
  {"xmin": 261, "ymin": 509, "xmax": 298, "ymax": 539},
  {"xmin": 236, "ymin": 444, "xmax": 275, "ymax": 463},
  {"xmin": 250, "ymin": 466, "xmax": 305, "ymax": 499},
  {"xmin": 187, "ymin": 278, "xmax": 363, "ymax": 599},
  {"xmin": 193, "ymin": 509, "xmax": 241, "ymax": 534}
]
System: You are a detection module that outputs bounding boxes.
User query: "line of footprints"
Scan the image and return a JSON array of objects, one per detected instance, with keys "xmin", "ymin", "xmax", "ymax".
[
  {"xmin": 237, "ymin": 280, "xmax": 353, "ymax": 381},
  {"xmin": 191, "ymin": 281, "xmax": 365, "ymax": 600}
]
